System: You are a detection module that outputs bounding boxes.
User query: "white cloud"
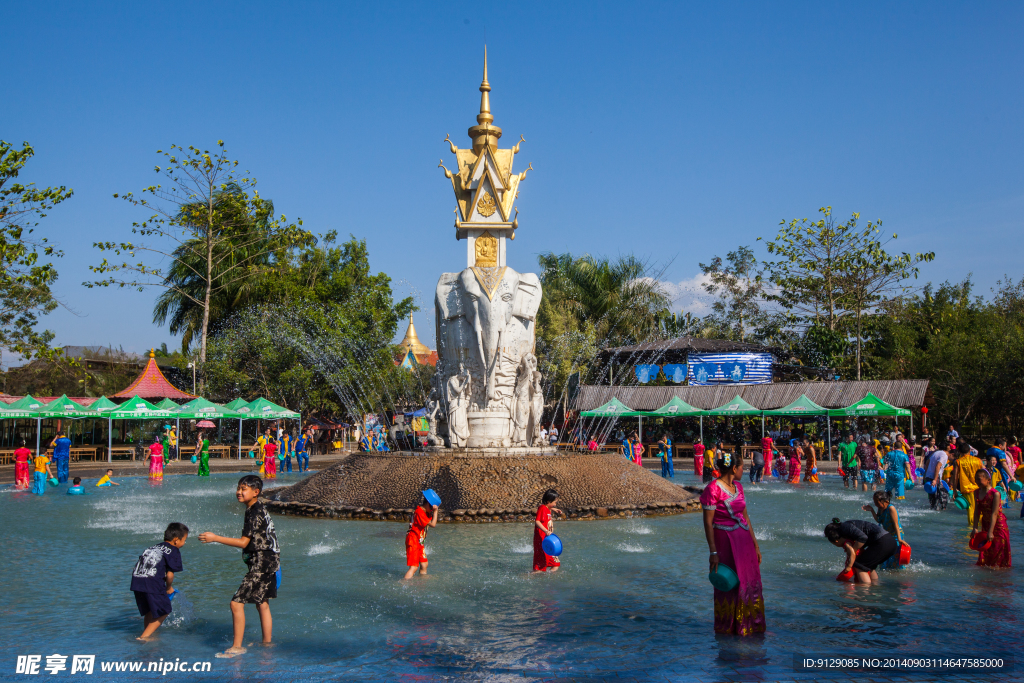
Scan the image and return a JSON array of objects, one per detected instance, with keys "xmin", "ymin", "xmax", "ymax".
[{"xmin": 656, "ymin": 273, "xmax": 716, "ymax": 316}]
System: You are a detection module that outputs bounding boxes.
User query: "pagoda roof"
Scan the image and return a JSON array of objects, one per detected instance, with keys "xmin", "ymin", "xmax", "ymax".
[{"xmin": 113, "ymin": 349, "xmax": 196, "ymax": 400}]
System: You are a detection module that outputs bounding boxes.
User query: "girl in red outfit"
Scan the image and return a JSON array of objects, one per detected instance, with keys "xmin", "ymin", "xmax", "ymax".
[
  {"xmin": 14, "ymin": 440, "xmax": 31, "ymax": 489},
  {"xmin": 533, "ymin": 489, "xmax": 563, "ymax": 572},
  {"xmin": 971, "ymin": 469, "xmax": 1011, "ymax": 568},
  {"xmin": 403, "ymin": 494, "xmax": 438, "ymax": 579}
]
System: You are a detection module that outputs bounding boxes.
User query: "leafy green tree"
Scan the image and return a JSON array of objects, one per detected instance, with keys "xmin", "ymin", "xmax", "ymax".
[
  {"xmin": 86, "ymin": 142, "xmax": 310, "ymax": 363},
  {"xmin": 202, "ymin": 234, "xmax": 414, "ymax": 419},
  {"xmin": 0, "ymin": 141, "xmax": 72, "ymax": 361},
  {"xmin": 698, "ymin": 245, "xmax": 776, "ymax": 341},
  {"xmin": 835, "ymin": 227, "xmax": 934, "ymax": 378},
  {"xmin": 760, "ymin": 207, "xmax": 862, "ymax": 334},
  {"xmin": 762, "ymin": 206, "xmax": 933, "ymax": 378},
  {"xmin": 150, "ymin": 185, "xmax": 308, "ymax": 354}
]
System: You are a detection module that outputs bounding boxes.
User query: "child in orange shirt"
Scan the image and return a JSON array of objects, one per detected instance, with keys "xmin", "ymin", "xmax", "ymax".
[
  {"xmin": 533, "ymin": 489, "xmax": 563, "ymax": 573},
  {"xmin": 403, "ymin": 493, "xmax": 438, "ymax": 579}
]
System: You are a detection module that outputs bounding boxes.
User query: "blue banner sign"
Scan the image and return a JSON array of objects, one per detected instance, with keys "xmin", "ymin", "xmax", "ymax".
[
  {"xmin": 662, "ymin": 363, "xmax": 687, "ymax": 383},
  {"xmin": 634, "ymin": 364, "xmax": 661, "ymax": 383},
  {"xmin": 687, "ymin": 353, "xmax": 773, "ymax": 385}
]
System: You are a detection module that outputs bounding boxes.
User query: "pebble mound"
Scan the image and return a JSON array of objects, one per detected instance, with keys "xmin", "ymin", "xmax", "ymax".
[{"xmin": 263, "ymin": 451, "xmax": 700, "ymax": 522}]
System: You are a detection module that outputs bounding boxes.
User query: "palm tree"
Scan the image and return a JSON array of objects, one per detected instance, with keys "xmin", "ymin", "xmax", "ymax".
[
  {"xmin": 152, "ymin": 186, "xmax": 293, "ymax": 354},
  {"xmin": 538, "ymin": 252, "xmax": 670, "ymax": 346}
]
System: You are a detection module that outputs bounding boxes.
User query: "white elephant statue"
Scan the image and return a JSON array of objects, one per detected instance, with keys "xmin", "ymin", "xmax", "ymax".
[{"xmin": 435, "ymin": 265, "xmax": 543, "ymax": 447}]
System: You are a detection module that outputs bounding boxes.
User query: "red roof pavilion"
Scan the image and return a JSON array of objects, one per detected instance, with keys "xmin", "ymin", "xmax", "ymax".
[{"xmin": 113, "ymin": 349, "xmax": 196, "ymax": 400}]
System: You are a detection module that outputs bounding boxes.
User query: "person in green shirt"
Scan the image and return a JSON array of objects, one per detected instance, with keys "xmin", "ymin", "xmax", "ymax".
[
  {"xmin": 839, "ymin": 433, "xmax": 859, "ymax": 489},
  {"xmin": 195, "ymin": 430, "xmax": 211, "ymax": 477}
]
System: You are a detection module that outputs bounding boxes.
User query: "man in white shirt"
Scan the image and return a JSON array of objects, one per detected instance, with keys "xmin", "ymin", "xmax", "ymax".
[
  {"xmin": 539, "ymin": 427, "xmax": 548, "ymax": 444},
  {"xmin": 924, "ymin": 447, "xmax": 949, "ymax": 510}
]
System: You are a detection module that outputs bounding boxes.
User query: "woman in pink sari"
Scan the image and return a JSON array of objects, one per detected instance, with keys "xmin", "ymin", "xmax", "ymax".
[
  {"xmin": 632, "ymin": 435, "xmax": 644, "ymax": 466},
  {"xmin": 761, "ymin": 436, "xmax": 774, "ymax": 479},
  {"xmin": 148, "ymin": 439, "xmax": 164, "ymax": 481},
  {"xmin": 700, "ymin": 451, "xmax": 766, "ymax": 635},
  {"xmin": 788, "ymin": 443, "xmax": 802, "ymax": 483},
  {"xmin": 972, "ymin": 469, "xmax": 1011, "ymax": 568}
]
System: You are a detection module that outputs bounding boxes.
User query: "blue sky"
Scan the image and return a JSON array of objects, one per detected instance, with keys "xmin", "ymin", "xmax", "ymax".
[{"xmin": 5, "ymin": 1, "xmax": 1022, "ymax": 361}]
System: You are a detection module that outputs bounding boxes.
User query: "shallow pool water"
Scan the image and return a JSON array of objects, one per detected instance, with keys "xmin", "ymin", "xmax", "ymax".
[{"xmin": 1, "ymin": 470, "xmax": 1021, "ymax": 681}]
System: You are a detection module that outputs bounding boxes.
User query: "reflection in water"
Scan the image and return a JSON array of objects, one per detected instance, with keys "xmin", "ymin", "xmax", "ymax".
[{"xmin": 0, "ymin": 471, "xmax": 1021, "ymax": 680}]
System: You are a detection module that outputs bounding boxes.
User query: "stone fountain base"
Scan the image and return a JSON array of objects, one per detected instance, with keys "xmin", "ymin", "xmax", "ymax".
[{"xmin": 262, "ymin": 450, "xmax": 701, "ymax": 522}]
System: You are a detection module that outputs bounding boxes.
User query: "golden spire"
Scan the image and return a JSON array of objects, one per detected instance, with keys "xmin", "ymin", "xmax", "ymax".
[
  {"xmin": 477, "ymin": 45, "xmax": 493, "ymax": 126},
  {"xmin": 399, "ymin": 313, "xmax": 430, "ymax": 357},
  {"xmin": 468, "ymin": 45, "xmax": 502, "ymax": 154}
]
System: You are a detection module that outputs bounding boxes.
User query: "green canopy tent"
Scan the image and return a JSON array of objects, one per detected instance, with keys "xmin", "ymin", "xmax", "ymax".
[
  {"xmin": 153, "ymin": 398, "xmax": 181, "ymax": 411},
  {"xmin": 36, "ymin": 396, "xmax": 101, "ymax": 459},
  {"xmin": 580, "ymin": 397, "xmax": 644, "ymax": 449},
  {"xmin": 580, "ymin": 397, "xmax": 642, "ymax": 417},
  {"xmin": 224, "ymin": 398, "xmax": 252, "ymax": 457},
  {"xmin": 705, "ymin": 395, "xmax": 762, "ymax": 416},
  {"xmin": 241, "ymin": 398, "xmax": 301, "ymax": 459},
  {"xmin": 107, "ymin": 397, "xmax": 176, "ymax": 421},
  {"xmin": 36, "ymin": 395, "xmax": 101, "ymax": 419},
  {"xmin": 0, "ymin": 402, "xmax": 40, "ymax": 418},
  {"xmin": 644, "ymin": 396, "xmax": 706, "ymax": 443},
  {"xmin": 762, "ymin": 394, "xmax": 828, "ymax": 452},
  {"xmin": 174, "ymin": 398, "xmax": 243, "ymax": 460},
  {"xmin": 89, "ymin": 396, "xmax": 119, "ymax": 412},
  {"xmin": 645, "ymin": 396, "xmax": 704, "ymax": 417},
  {"xmin": 104, "ymin": 396, "xmax": 177, "ymax": 463},
  {"xmin": 5, "ymin": 395, "xmax": 46, "ymax": 454},
  {"xmin": 827, "ymin": 392, "xmax": 911, "ymax": 417},
  {"xmin": 224, "ymin": 398, "xmax": 250, "ymax": 411},
  {"xmin": 174, "ymin": 397, "xmax": 244, "ymax": 419},
  {"xmin": 827, "ymin": 392, "xmax": 911, "ymax": 458},
  {"xmin": 7, "ymin": 394, "xmax": 45, "ymax": 411},
  {"xmin": 0, "ymin": 401, "xmax": 41, "ymax": 455},
  {"xmin": 246, "ymin": 397, "xmax": 300, "ymax": 420},
  {"xmin": 704, "ymin": 395, "xmax": 762, "ymax": 447}
]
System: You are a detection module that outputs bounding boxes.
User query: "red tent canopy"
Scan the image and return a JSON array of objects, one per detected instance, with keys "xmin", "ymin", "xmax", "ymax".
[{"xmin": 113, "ymin": 350, "xmax": 196, "ymax": 400}]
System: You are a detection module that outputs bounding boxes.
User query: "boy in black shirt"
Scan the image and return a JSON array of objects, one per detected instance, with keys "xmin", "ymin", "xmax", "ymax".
[
  {"xmin": 199, "ymin": 475, "xmax": 280, "ymax": 658},
  {"xmin": 131, "ymin": 522, "xmax": 188, "ymax": 640}
]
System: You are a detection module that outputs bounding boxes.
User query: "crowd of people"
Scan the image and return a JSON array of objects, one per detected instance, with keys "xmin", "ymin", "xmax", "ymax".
[
  {"xmin": 696, "ymin": 426, "xmax": 1017, "ymax": 637},
  {"xmin": 13, "ymin": 422, "xmax": 318, "ymax": 494}
]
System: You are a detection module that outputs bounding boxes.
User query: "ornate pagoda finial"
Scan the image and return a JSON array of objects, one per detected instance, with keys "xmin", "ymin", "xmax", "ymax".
[
  {"xmin": 468, "ymin": 45, "xmax": 502, "ymax": 153},
  {"xmin": 478, "ymin": 45, "xmax": 492, "ymax": 126}
]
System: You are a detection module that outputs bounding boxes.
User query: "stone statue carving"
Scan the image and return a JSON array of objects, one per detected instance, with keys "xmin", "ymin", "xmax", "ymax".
[
  {"xmin": 424, "ymin": 392, "xmax": 443, "ymax": 447},
  {"xmin": 446, "ymin": 364, "xmax": 472, "ymax": 448},
  {"xmin": 530, "ymin": 370, "xmax": 544, "ymax": 446},
  {"xmin": 510, "ymin": 353, "xmax": 536, "ymax": 446},
  {"xmin": 435, "ymin": 265, "xmax": 543, "ymax": 447}
]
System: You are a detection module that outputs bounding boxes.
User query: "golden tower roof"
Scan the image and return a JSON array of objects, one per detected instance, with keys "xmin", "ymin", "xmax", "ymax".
[
  {"xmin": 437, "ymin": 47, "xmax": 532, "ymax": 239},
  {"xmin": 399, "ymin": 314, "xmax": 431, "ymax": 358}
]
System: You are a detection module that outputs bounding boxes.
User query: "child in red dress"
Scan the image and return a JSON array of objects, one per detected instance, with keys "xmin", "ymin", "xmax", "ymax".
[
  {"xmin": 403, "ymin": 494, "xmax": 438, "ymax": 579},
  {"xmin": 533, "ymin": 489, "xmax": 563, "ymax": 573}
]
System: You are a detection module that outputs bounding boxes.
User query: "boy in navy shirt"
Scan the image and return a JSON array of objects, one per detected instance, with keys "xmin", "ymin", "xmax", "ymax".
[{"xmin": 131, "ymin": 523, "xmax": 188, "ymax": 640}]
